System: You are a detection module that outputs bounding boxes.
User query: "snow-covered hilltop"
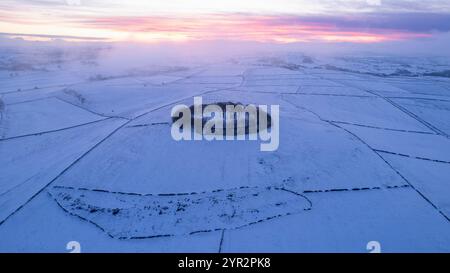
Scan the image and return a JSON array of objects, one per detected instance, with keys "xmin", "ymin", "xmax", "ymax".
[{"xmin": 1, "ymin": 45, "xmax": 450, "ymax": 252}]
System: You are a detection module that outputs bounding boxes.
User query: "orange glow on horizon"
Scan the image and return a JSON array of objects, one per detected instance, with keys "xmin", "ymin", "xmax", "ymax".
[{"xmin": 0, "ymin": 12, "xmax": 433, "ymax": 44}]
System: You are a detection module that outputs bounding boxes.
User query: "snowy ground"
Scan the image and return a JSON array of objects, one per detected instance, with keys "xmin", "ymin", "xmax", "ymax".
[{"xmin": 1, "ymin": 47, "xmax": 450, "ymax": 252}]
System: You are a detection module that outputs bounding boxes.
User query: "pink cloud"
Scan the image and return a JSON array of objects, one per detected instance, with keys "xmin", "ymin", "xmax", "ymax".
[{"xmin": 0, "ymin": 11, "xmax": 433, "ymax": 43}]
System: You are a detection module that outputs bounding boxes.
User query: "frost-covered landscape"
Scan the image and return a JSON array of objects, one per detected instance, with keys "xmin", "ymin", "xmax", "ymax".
[{"xmin": 1, "ymin": 42, "xmax": 450, "ymax": 252}]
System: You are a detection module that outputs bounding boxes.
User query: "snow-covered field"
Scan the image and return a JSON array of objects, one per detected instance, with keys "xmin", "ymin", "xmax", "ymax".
[{"xmin": 1, "ymin": 46, "xmax": 450, "ymax": 252}]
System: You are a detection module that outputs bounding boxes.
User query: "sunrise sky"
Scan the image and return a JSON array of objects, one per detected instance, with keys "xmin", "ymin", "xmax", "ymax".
[{"xmin": 1, "ymin": 0, "xmax": 450, "ymax": 44}]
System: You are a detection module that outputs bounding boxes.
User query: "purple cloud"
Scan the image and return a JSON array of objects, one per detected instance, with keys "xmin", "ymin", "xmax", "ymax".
[{"xmin": 269, "ymin": 13, "xmax": 450, "ymax": 33}]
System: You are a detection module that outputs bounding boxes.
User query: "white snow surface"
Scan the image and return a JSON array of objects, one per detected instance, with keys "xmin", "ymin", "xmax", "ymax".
[{"xmin": 0, "ymin": 48, "xmax": 450, "ymax": 252}]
